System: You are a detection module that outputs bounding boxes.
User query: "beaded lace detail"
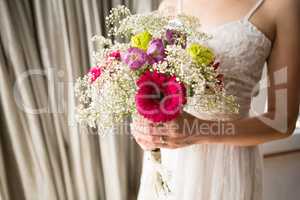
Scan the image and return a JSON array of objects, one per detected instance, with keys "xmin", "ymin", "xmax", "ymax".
[{"xmin": 204, "ymin": 18, "xmax": 272, "ymax": 116}]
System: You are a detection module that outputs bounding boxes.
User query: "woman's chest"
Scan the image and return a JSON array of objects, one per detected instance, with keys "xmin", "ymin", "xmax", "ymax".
[{"xmin": 203, "ymin": 20, "xmax": 271, "ymax": 75}]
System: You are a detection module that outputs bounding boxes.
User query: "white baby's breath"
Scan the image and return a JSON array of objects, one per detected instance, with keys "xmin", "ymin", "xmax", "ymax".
[
  {"xmin": 75, "ymin": 6, "xmax": 239, "ymax": 132},
  {"xmin": 74, "ymin": 6, "xmax": 239, "ymax": 198}
]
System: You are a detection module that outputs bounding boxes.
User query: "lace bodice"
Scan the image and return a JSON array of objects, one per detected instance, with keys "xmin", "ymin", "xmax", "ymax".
[
  {"xmin": 204, "ymin": 19, "xmax": 272, "ymax": 116},
  {"xmin": 168, "ymin": 0, "xmax": 273, "ymax": 119}
]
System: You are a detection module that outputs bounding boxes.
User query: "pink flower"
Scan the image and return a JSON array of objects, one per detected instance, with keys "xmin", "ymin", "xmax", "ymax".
[
  {"xmin": 122, "ymin": 48, "xmax": 148, "ymax": 70},
  {"xmin": 89, "ymin": 66, "xmax": 102, "ymax": 82},
  {"xmin": 135, "ymin": 70, "xmax": 187, "ymax": 122},
  {"xmin": 109, "ymin": 50, "xmax": 121, "ymax": 60}
]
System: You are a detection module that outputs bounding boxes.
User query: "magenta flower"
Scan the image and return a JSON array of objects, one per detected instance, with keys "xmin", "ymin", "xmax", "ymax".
[
  {"xmin": 89, "ymin": 66, "xmax": 102, "ymax": 82},
  {"xmin": 109, "ymin": 50, "xmax": 121, "ymax": 60},
  {"xmin": 135, "ymin": 70, "xmax": 187, "ymax": 122},
  {"xmin": 147, "ymin": 39, "xmax": 166, "ymax": 64},
  {"xmin": 166, "ymin": 29, "xmax": 187, "ymax": 48},
  {"xmin": 122, "ymin": 48, "xmax": 148, "ymax": 70}
]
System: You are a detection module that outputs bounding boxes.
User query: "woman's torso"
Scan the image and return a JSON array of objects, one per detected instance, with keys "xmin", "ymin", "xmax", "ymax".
[{"xmin": 138, "ymin": 1, "xmax": 273, "ymax": 199}]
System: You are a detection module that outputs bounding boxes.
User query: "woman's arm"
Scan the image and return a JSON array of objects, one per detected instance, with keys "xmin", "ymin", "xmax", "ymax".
[
  {"xmin": 131, "ymin": 0, "xmax": 300, "ymax": 149},
  {"xmin": 211, "ymin": 0, "xmax": 300, "ymax": 146}
]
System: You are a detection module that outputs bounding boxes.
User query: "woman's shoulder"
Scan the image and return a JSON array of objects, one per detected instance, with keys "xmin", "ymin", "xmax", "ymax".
[
  {"xmin": 276, "ymin": 0, "xmax": 300, "ymax": 10},
  {"xmin": 266, "ymin": 0, "xmax": 300, "ymax": 22},
  {"xmin": 271, "ymin": 0, "xmax": 300, "ymax": 33},
  {"xmin": 257, "ymin": 0, "xmax": 299, "ymax": 41}
]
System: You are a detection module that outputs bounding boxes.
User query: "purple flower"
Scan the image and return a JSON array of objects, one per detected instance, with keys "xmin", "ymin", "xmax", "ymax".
[
  {"xmin": 147, "ymin": 39, "xmax": 166, "ymax": 64},
  {"xmin": 166, "ymin": 30, "xmax": 176, "ymax": 44},
  {"xmin": 122, "ymin": 48, "xmax": 148, "ymax": 70},
  {"xmin": 166, "ymin": 29, "xmax": 187, "ymax": 48}
]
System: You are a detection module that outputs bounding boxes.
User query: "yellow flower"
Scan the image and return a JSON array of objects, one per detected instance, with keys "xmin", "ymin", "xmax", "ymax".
[
  {"xmin": 131, "ymin": 31, "xmax": 152, "ymax": 51},
  {"xmin": 187, "ymin": 43, "xmax": 215, "ymax": 66}
]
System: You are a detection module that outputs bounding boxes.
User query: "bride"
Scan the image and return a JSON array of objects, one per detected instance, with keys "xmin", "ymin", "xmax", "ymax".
[{"xmin": 131, "ymin": 0, "xmax": 300, "ymax": 199}]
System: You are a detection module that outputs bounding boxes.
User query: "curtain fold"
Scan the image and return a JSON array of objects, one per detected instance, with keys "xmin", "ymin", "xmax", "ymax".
[{"xmin": 0, "ymin": 0, "xmax": 160, "ymax": 199}]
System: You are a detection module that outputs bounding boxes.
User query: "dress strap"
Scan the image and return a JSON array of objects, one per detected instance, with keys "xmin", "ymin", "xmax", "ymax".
[
  {"xmin": 244, "ymin": 0, "xmax": 265, "ymax": 21},
  {"xmin": 177, "ymin": 0, "xmax": 183, "ymax": 14}
]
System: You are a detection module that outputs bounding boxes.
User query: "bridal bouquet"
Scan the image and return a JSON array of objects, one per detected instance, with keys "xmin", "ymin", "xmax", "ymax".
[{"xmin": 75, "ymin": 5, "xmax": 239, "ymax": 197}]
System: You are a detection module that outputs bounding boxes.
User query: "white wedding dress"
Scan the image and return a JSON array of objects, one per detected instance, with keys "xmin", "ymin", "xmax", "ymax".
[{"xmin": 137, "ymin": 0, "xmax": 272, "ymax": 199}]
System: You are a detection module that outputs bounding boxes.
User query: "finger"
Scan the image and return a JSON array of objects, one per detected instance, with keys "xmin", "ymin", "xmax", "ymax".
[
  {"xmin": 149, "ymin": 126, "xmax": 185, "ymax": 138},
  {"xmin": 135, "ymin": 137, "xmax": 158, "ymax": 151},
  {"xmin": 133, "ymin": 132, "xmax": 163, "ymax": 144},
  {"xmin": 130, "ymin": 123, "xmax": 150, "ymax": 135},
  {"xmin": 165, "ymin": 137, "xmax": 192, "ymax": 147},
  {"xmin": 134, "ymin": 127, "xmax": 196, "ymax": 149},
  {"xmin": 149, "ymin": 125, "xmax": 170, "ymax": 136},
  {"xmin": 133, "ymin": 132, "xmax": 181, "ymax": 149},
  {"xmin": 151, "ymin": 142, "xmax": 178, "ymax": 149},
  {"xmin": 153, "ymin": 139, "xmax": 192, "ymax": 149},
  {"xmin": 136, "ymin": 135, "xmax": 190, "ymax": 150},
  {"xmin": 149, "ymin": 120, "xmax": 180, "ymax": 129}
]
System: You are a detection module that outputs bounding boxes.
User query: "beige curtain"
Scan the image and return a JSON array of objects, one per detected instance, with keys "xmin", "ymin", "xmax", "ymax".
[{"xmin": 0, "ymin": 0, "xmax": 160, "ymax": 200}]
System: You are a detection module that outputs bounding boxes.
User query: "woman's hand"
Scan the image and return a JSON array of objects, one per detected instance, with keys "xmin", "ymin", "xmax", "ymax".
[
  {"xmin": 130, "ymin": 117, "xmax": 161, "ymax": 150},
  {"xmin": 131, "ymin": 112, "xmax": 208, "ymax": 150}
]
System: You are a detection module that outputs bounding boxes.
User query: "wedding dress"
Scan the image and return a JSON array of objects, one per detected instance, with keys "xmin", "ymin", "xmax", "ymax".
[{"xmin": 137, "ymin": 0, "xmax": 272, "ymax": 199}]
